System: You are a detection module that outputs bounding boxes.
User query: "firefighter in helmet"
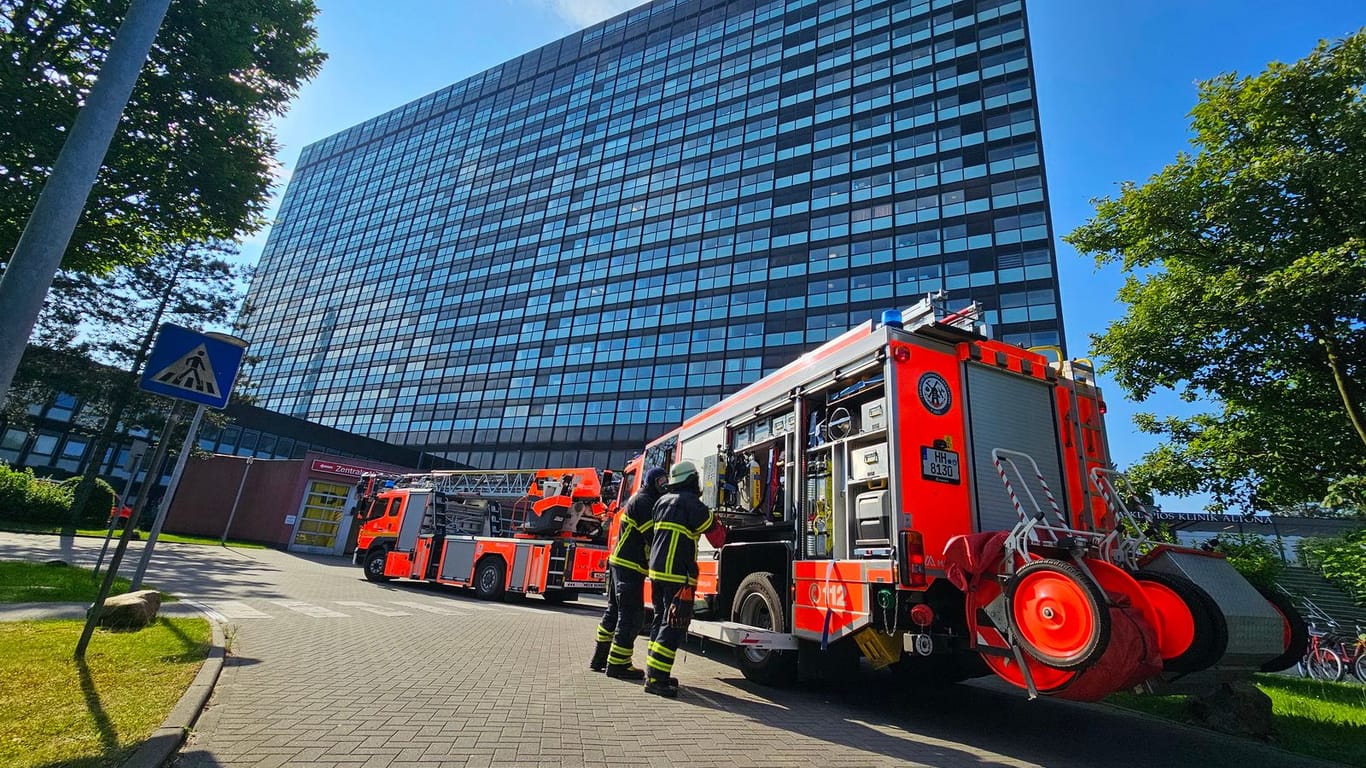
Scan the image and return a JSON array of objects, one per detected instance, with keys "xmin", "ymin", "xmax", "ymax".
[
  {"xmin": 644, "ymin": 460, "xmax": 725, "ymax": 697},
  {"xmin": 591, "ymin": 466, "xmax": 668, "ymax": 679}
]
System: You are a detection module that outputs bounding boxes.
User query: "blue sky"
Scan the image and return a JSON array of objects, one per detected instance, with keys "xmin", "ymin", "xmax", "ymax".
[{"xmin": 243, "ymin": 0, "xmax": 1364, "ymax": 509}]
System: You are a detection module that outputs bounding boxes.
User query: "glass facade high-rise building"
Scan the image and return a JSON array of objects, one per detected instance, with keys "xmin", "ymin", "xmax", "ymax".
[{"xmin": 243, "ymin": 0, "xmax": 1064, "ymax": 471}]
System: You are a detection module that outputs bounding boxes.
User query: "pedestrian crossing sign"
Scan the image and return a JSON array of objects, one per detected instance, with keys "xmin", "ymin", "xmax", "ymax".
[{"xmin": 139, "ymin": 324, "xmax": 248, "ymax": 409}]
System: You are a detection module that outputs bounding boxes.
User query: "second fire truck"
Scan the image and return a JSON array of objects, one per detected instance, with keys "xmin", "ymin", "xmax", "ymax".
[
  {"xmin": 352, "ymin": 468, "xmax": 618, "ymax": 603},
  {"xmin": 618, "ymin": 294, "xmax": 1305, "ymax": 700}
]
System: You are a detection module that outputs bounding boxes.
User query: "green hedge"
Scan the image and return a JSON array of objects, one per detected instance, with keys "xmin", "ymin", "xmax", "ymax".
[
  {"xmin": 0, "ymin": 464, "xmax": 116, "ymax": 527},
  {"xmin": 58, "ymin": 476, "xmax": 117, "ymax": 527}
]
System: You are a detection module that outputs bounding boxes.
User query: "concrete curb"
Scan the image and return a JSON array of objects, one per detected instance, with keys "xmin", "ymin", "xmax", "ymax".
[{"xmin": 121, "ymin": 608, "xmax": 226, "ymax": 768}]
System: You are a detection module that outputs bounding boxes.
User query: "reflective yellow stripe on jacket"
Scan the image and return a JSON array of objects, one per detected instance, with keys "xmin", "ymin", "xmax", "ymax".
[{"xmin": 647, "ymin": 511, "xmax": 714, "ymax": 585}]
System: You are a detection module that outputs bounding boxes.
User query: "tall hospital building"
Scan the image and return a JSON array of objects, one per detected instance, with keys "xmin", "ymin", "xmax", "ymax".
[{"xmin": 243, "ymin": 0, "xmax": 1065, "ymax": 471}]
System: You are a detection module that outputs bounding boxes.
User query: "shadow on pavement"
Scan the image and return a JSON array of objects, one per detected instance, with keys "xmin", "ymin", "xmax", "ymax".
[
  {"xmin": 676, "ymin": 662, "xmax": 1334, "ymax": 768},
  {"xmin": 364, "ymin": 577, "xmax": 609, "ymax": 617},
  {"xmin": 284, "ymin": 552, "xmax": 361, "ymax": 571},
  {"xmin": 674, "ymin": 682, "xmax": 1007, "ymax": 768}
]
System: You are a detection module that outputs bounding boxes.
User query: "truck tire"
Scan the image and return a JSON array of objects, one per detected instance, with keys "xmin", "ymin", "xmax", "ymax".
[
  {"xmin": 362, "ymin": 547, "xmax": 392, "ymax": 583},
  {"xmin": 474, "ymin": 557, "xmax": 506, "ymax": 601},
  {"xmin": 1132, "ymin": 569, "xmax": 1227, "ymax": 674},
  {"xmin": 541, "ymin": 589, "xmax": 578, "ymax": 604},
  {"xmin": 1006, "ymin": 558, "xmax": 1108, "ymax": 670},
  {"xmin": 732, "ymin": 571, "xmax": 797, "ymax": 686},
  {"xmin": 1253, "ymin": 584, "xmax": 1308, "ymax": 674}
]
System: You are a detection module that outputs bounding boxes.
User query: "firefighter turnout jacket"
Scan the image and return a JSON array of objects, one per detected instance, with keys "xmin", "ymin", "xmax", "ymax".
[
  {"xmin": 608, "ymin": 486, "xmax": 660, "ymax": 579},
  {"xmin": 648, "ymin": 489, "xmax": 715, "ymax": 586}
]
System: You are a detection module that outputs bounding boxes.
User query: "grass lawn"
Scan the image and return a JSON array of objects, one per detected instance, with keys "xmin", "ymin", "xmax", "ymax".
[
  {"xmin": 0, "ymin": 561, "xmax": 137, "ymax": 603},
  {"xmin": 1110, "ymin": 673, "xmax": 1366, "ymax": 766},
  {"xmin": 0, "ymin": 519, "xmax": 266, "ymax": 548},
  {"xmin": 0, "ymin": 560, "xmax": 181, "ymax": 604},
  {"xmin": 0, "ymin": 617, "xmax": 211, "ymax": 768}
]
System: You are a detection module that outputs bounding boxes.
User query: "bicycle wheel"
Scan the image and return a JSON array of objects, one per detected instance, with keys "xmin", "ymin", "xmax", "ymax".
[
  {"xmin": 1354, "ymin": 652, "xmax": 1366, "ymax": 683},
  {"xmin": 1312, "ymin": 648, "xmax": 1344, "ymax": 681}
]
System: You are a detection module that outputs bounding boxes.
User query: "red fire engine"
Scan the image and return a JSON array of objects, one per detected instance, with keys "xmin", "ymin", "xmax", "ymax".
[
  {"xmin": 352, "ymin": 468, "xmax": 618, "ymax": 603},
  {"xmin": 621, "ymin": 295, "xmax": 1305, "ymax": 699}
]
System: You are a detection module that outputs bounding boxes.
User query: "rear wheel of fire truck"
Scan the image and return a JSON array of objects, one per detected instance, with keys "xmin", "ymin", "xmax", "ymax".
[
  {"xmin": 362, "ymin": 547, "xmax": 392, "ymax": 583},
  {"xmin": 541, "ymin": 589, "xmax": 578, "ymax": 604},
  {"xmin": 1006, "ymin": 559, "xmax": 1108, "ymax": 670},
  {"xmin": 969, "ymin": 573, "xmax": 1076, "ymax": 694},
  {"xmin": 474, "ymin": 557, "xmax": 506, "ymax": 601},
  {"xmin": 1253, "ymin": 584, "xmax": 1308, "ymax": 673},
  {"xmin": 1131, "ymin": 570, "xmax": 1226, "ymax": 674},
  {"xmin": 732, "ymin": 571, "xmax": 797, "ymax": 686}
]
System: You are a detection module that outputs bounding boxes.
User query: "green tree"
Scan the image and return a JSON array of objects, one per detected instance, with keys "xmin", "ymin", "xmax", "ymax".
[
  {"xmin": 0, "ymin": 0, "xmax": 325, "ymax": 273},
  {"xmin": 1066, "ymin": 30, "xmax": 1366, "ymax": 512},
  {"xmin": 7, "ymin": 241, "xmax": 254, "ymax": 534}
]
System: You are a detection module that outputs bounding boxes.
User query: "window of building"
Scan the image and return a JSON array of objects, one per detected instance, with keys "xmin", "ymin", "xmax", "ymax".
[
  {"xmin": 28, "ymin": 433, "xmax": 59, "ymax": 466},
  {"xmin": 55, "ymin": 437, "xmax": 88, "ymax": 472},
  {"xmin": 46, "ymin": 393, "xmax": 78, "ymax": 422},
  {"xmin": 0, "ymin": 428, "xmax": 26, "ymax": 463}
]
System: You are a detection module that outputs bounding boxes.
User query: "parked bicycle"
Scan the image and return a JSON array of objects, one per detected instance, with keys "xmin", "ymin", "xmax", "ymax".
[
  {"xmin": 1339, "ymin": 624, "xmax": 1366, "ymax": 683},
  {"xmin": 1299, "ymin": 620, "xmax": 1345, "ymax": 681}
]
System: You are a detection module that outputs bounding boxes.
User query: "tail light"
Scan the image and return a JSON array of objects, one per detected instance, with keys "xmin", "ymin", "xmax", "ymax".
[
  {"xmin": 898, "ymin": 529, "xmax": 926, "ymax": 588},
  {"xmin": 909, "ymin": 603, "xmax": 935, "ymax": 627}
]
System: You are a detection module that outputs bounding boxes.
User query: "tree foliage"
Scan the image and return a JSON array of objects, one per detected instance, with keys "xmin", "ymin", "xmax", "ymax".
[
  {"xmin": 5, "ymin": 240, "xmax": 255, "ymax": 533},
  {"xmin": 0, "ymin": 0, "xmax": 325, "ymax": 273},
  {"xmin": 7, "ymin": 241, "xmax": 252, "ymax": 423},
  {"xmin": 1066, "ymin": 30, "xmax": 1366, "ymax": 512},
  {"xmin": 1300, "ymin": 530, "xmax": 1366, "ymax": 604},
  {"xmin": 38, "ymin": 240, "xmax": 252, "ymax": 370},
  {"xmin": 1204, "ymin": 532, "xmax": 1286, "ymax": 590}
]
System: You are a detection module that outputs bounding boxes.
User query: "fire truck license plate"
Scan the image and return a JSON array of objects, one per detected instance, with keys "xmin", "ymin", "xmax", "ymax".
[{"xmin": 921, "ymin": 447, "xmax": 960, "ymax": 484}]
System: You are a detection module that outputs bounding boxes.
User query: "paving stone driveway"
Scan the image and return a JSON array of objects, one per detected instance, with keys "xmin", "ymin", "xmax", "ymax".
[{"xmin": 0, "ymin": 533, "xmax": 1340, "ymax": 768}]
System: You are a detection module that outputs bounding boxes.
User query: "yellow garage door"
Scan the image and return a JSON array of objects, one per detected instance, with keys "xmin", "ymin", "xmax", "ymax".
[{"xmin": 292, "ymin": 480, "xmax": 351, "ymax": 551}]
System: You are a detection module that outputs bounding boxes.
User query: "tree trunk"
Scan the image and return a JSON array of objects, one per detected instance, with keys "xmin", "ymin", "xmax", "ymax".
[{"xmin": 1321, "ymin": 334, "xmax": 1366, "ymax": 451}]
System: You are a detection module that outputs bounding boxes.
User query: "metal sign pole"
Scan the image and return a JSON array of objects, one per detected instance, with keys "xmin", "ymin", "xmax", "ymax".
[
  {"xmin": 93, "ymin": 440, "xmax": 147, "ymax": 577},
  {"xmin": 130, "ymin": 402, "xmax": 205, "ymax": 589},
  {"xmin": 221, "ymin": 456, "xmax": 254, "ymax": 545},
  {"xmin": 76, "ymin": 403, "xmax": 182, "ymax": 660}
]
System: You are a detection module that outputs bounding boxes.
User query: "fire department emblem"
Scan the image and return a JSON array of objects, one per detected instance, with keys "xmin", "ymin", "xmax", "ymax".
[{"xmin": 918, "ymin": 372, "xmax": 951, "ymax": 415}]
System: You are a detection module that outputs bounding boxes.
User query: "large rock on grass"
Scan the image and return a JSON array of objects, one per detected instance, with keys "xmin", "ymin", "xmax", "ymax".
[
  {"xmin": 90, "ymin": 589, "xmax": 162, "ymax": 629},
  {"xmin": 1185, "ymin": 680, "xmax": 1274, "ymax": 740}
]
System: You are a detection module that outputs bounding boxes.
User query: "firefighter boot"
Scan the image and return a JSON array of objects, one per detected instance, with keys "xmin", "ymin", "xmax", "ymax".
[
  {"xmin": 605, "ymin": 662, "xmax": 645, "ymax": 680},
  {"xmin": 644, "ymin": 673, "xmax": 678, "ymax": 698},
  {"xmin": 589, "ymin": 642, "xmax": 610, "ymax": 672}
]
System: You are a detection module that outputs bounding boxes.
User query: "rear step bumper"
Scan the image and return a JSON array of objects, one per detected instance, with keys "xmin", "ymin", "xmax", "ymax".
[{"xmin": 688, "ymin": 620, "xmax": 799, "ymax": 650}]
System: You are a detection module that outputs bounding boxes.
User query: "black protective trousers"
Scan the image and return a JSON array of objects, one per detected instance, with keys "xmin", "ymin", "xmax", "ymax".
[
  {"xmin": 595, "ymin": 565, "xmax": 645, "ymax": 666},
  {"xmin": 646, "ymin": 581, "xmax": 687, "ymax": 680}
]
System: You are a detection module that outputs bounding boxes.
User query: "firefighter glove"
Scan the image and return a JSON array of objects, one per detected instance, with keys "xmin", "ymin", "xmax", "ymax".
[{"xmin": 667, "ymin": 596, "xmax": 693, "ymax": 629}]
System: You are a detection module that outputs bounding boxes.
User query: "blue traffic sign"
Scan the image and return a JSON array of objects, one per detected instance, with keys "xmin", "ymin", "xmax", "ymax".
[{"xmin": 138, "ymin": 324, "xmax": 247, "ymax": 409}]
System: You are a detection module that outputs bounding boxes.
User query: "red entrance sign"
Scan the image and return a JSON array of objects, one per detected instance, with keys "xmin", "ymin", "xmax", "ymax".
[{"xmin": 310, "ymin": 459, "xmax": 385, "ymax": 478}]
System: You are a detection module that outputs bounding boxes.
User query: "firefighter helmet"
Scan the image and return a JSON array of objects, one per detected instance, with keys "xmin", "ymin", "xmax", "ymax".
[
  {"xmin": 668, "ymin": 460, "xmax": 698, "ymax": 486},
  {"xmin": 644, "ymin": 467, "xmax": 668, "ymax": 493}
]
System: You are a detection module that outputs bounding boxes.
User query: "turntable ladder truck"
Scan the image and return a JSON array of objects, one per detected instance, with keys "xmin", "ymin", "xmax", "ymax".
[{"xmin": 352, "ymin": 468, "xmax": 617, "ymax": 604}]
